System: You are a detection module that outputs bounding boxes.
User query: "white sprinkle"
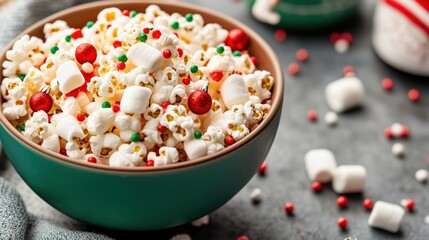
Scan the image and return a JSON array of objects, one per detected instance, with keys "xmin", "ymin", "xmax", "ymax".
[
  {"xmin": 425, "ymin": 215, "xmax": 429, "ymax": 225},
  {"xmin": 250, "ymin": 188, "xmax": 262, "ymax": 203},
  {"xmin": 81, "ymin": 62, "xmax": 94, "ymax": 74},
  {"xmin": 391, "ymin": 143, "xmax": 405, "ymax": 157},
  {"xmin": 415, "ymin": 169, "xmax": 429, "ymax": 183},
  {"xmin": 191, "ymin": 215, "xmax": 210, "ymax": 227},
  {"xmin": 324, "ymin": 111, "xmax": 338, "ymax": 126},
  {"xmin": 391, "ymin": 123, "xmax": 403, "ymax": 138},
  {"xmin": 170, "ymin": 234, "xmax": 191, "ymax": 240},
  {"xmin": 335, "ymin": 39, "xmax": 349, "ymax": 54}
]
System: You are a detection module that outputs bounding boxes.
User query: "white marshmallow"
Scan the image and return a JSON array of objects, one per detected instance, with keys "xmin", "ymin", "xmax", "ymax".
[
  {"xmin": 191, "ymin": 215, "xmax": 209, "ymax": 227},
  {"xmin": 81, "ymin": 62, "xmax": 94, "ymax": 74},
  {"xmin": 120, "ymin": 86, "xmax": 152, "ymax": 114},
  {"xmin": 305, "ymin": 149, "xmax": 337, "ymax": 183},
  {"xmin": 391, "ymin": 123, "xmax": 403, "ymax": 138},
  {"xmin": 56, "ymin": 61, "xmax": 85, "ymax": 94},
  {"xmin": 324, "ymin": 111, "xmax": 338, "ymax": 126},
  {"xmin": 332, "ymin": 165, "xmax": 366, "ymax": 194},
  {"xmin": 325, "ymin": 76, "xmax": 365, "ymax": 113},
  {"xmin": 127, "ymin": 43, "xmax": 163, "ymax": 73},
  {"xmin": 392, "ymin": 143, "xmax": 405, "ymax": 157},
  {"xmin": 334, "ymin": 39, "xmax": 349, "ymax": 54},
  {"xmin": 220, "ymin": 74, "xmax": 250, "ymax": 109},
  {"xmin": 54, "ymin": 114, "xmax": 85, "ymax": 141},
  {"xmin": 368, "ymin": 201, "xmax": 405, "ymax": 233},
  {"xmin": 250, "ymin": 188, "xmax": 262, "ymax": 203},
  {"xmin": 415, "ymin": 169, "xmax": 428, "ymax": 183},
  {"xmin": 251, "ymin": 0, "xmax": 281, "ymax": 25},
  {"xmin": 41, "ymin": 134, "xmax": 60, "ymax": 153},
  {"xmin": 184, "ymin": 139, "xmax": 207, "ymax": 160}
]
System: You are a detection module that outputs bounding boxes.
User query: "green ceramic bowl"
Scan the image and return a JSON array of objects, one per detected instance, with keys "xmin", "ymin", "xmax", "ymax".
[
  {"xmin": 247, "ymin": 0, "xmax": 360, "ymax": 30},
  {"xmin": 0, "ymin": 0, "xmax": 283, "ymax": 231}
]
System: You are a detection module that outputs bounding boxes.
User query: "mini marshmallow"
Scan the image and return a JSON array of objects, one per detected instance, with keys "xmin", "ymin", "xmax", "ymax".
[
  {"xmin": 391, "ymin": 123, "xmax": 403, "ymax": 137},
  {"xmin": 415, "ymin": 169, "xmax": 428, "ymax": 183},
  {"xmin": 332, "ymin": 165, "xmax": 366, "ymax": 194},
  {"xmin": 184, "ymin": 139, "xmax": 207, "ymax": 160},
  {"xmin": 53, "ymin": 113, "xmax": 85, "ymax": 141},
  {"xmin": 368, "ymin": 201, "xmax": 405, "ymax": 233},
  {"xmin": 191, "ymin": 215, "xmax": 209, "ymax": 227},
  {"xmin": 250, "ymin": 188, "xmax": 262, "ymax": 203},
  {"xmin": 81, "ymin": 62, "xmax": 94, "ymax": 74},
  {"xmin": 127, "ymin": 43, "xmax": 163, "ymax": 73},
  {"xmin": 251, "ymin": 0, "xmax": 281, "ymax": 25},
  {"xmin": 392, "ymin": 143, "xmax": 405, "ymax": 157},
  {"xmin": 334, "ymin": 39, "xmax": 349, "ymax": 54},
  {"xmin": 56, "ymin": 60, "xmax": 85, "ymax": 94},
  {"xmin": 325, "ymin": 76, "xmax": 365, "ymax": 113},
  {"xmin": 324, "ymin": 111, "xmax": 338, "ymax": 126},
  {"xmin": 221, "ymin": 74, "xmax": 250, "ymax": 109},
  {"xmin": 120, "ymin": 86, "xmax": 151, "ymax": 114},
  {"xmin": 305, "ymin": 149, "xmax": 337, "ymax": 183}
]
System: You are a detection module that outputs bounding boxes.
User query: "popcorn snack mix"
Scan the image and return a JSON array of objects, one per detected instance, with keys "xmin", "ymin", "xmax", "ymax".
[{"xmin": 1, "ymin": 5, "xmax": 274, "ymax": 168}]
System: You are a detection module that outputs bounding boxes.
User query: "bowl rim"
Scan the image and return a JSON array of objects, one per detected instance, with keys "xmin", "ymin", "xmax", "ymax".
[{"xmin": 0, "ymin": 0, "xmax": 284, "ymax": 172}]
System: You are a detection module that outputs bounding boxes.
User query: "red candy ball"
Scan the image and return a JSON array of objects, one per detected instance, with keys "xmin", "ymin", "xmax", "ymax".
[
  {"xmin": 163, "ymin": 49, "xmax": 172, "ymax": 58},
  {"xmin": 408, "ymin": 89, "xmax": 420, "ymax": 102},
  {"xmin": 307, "ymin": 110, "xmax": 318, "ymax": 122},
  {"xmin": 29, "ymin": 92, "xmax": 53, "ymax": 113},
  {"xmin": 337, "ymin": 217, "xmax": 348, "ymax": 228},
  {"xmin": 71, "ymin": 29, "xmax": 83, "ymax": 40},
  {"xmin": 363, "ymin": 198, "xmax": 373, "ymax": 210},
  {"xmin": 188, "ymin": 90, "xmax": 212, "ymax": 115},
  {"xmin": 284, "ymin": 202, "xmax": 294, "ymax": 214},
  {"xmin": 87, "ymin": 157, "xmax": 97, "ymax": 163},
  {"xmin": 274, "ymin": 29, "xmax": 287, "ymax": 42},
  {"xmin": 312, "ymin": 181, "xmax": 322, "ymax": 193},
  {"xmin": 210, "ymin": 70, "xmax": 224, "ymax": 82},
  {"xmin": 258, "ymin": 161, "xmax": 267, "ymax": 175},
  {"xmin": 406, "ymin": 199, "xmax": 415, "ymax": 210},
  {"xmin": 296, "ymin": 48, "xmax": 309, "ymax": 62},
  {"xmin": 225, "ymin": 136, "xmax": 236, "ymax": 145},
  {"xmin": 75, "ymin": 43, "xmax": 97, "ymax": 64},
  {"xmin": 225, "ymin": 29, "xmax": 249, "ymax": 51},
  {"xmin": 146, "ymin": 160, "xmax": 154, "ymax": 167},
  {"xmin": 237, "ymin": 236, "xmax": 249, "ymax": 240},
  {"xmin": 381, "ymin": 78, "xmax": 394, "ymax": 91},
  {"xmin": 336, "ymin": 196, "xmax": 348, "ymax": 208},
  {"xmin": 288, "ymin": 63, "xmax": 300, "ymax": 75}
]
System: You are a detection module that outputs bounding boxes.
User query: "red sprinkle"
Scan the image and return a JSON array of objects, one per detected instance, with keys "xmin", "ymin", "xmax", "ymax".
[
  {"xmin": 162, "ymin": 49, "xmax": 172, "ymax": 58},
  {"xmin": 87, "ymin": 157, "xmax": 97, "ymax": 163},
  {"xmin": 312, "ymin": 181, "xmax": 322, "ymax": 193},
  {"xmin": 237, "ymin": 236, "xmax": 249, "ymax": 240},
  {"xmin": 117, "ymin": 62, "xmax": 126, "ymax": 70},
  {"xmin": 251, "ymin": 56, "xmax": 258, "ymax": 65},
  {"xmin": 76, "ymin": 113, "xmax": 86, "ymax": 121},
  {"xmin": 337, "ymin": 217, "xmax": 348, "ymax": 229},
  {"xmin": 307, "ymin": 110, "xmax": 318, "ymax": 122},
  {"xmin": 337, "ymin": 196, "xmax": 348, "ymax": 208},
  {"xmin": 363, "ymin": 198, "xmax": 373, "ymax": 210},
  {"xmin": 48, "ymin": 115, "xmax": 52, "ymax": 123},
  {"xmin": 406, "ymin": 199, "xmax": 415, "ymax": 211},
  {"xmin": 71, "ymin": 29, "xmax": 83, "ymax": 40},
  {"xmin": 274, "ymin": 29, "xmax": 287, "ymax": 42},
  {"xmin": 408, "ymin": 89, "xmax": 420, "ymax": 102},
  {"xmin": 210, "ymin": 70, "xmax": 224, "ymax": 82},
  {"xmin": 288, "ymin": 63, "xmax": 300, "ymax": 75},
  {"xmin": 143, "ymin": 27, "xmax": 150, "ymax": 34},
  {"xmin": 177, "ymin": 48, "xmax": 183, "ymax": 57},
  {"xmin": 258, "ymin": 161, "xmax": 267, "ymax": 175},
  {"xmin": 330, "ymin": 32, "xmax": 341, "ymax": 43},
  {"xmin": 113, "ymin": 40, "xmax": 122, "ymax": 48},
  {"xmin": 284, "ymin": 202, "xmax": 294, "ymax": 214},
  {"xmin": 158, "ymin": 125, "xmax": 167, "ymax": 132},
  {"xmin": 381, "ymin": 78, "xmax": 394, "ymax": 91},
  {"xmin": 225, "ymin": 136, "xmax": 236, "ymax": 145},
  {"xmin": 146, "ymin": 160, "xmax": 154, "ymax": 167},
  {"xmin": 296, "ymin": 48, "xmax": 309, "ymax": 62},
  {"xmin": 60, "ymin": 148, "xmax": 67, "ymax": 156},
  {"xmin": 401, "ymin": 126, "xmax": 410, "ymax": 138},
  {"xmin": 182, "ymin": 77, "xmax": 191, "ymax": 85},
  {"xmin": 384, "ymin": 128, "xmax": 394, "ymax": 139},
  {"xmin": 342, "ymin": 32, "xmax": 353, "ymax": 44},
  {"xmin": 122, "ymin": 10, "xmax": 130, "ymax": 16},
  {"xmin": 235, "ymin": 71, "xmax": 242, "ymax": 75},
  {"xmin": 161, "ymin": 101, "xmax": 170, "ymax": 110},
  {"xmin": 152, "ymin": 30, "xmax": 161, "ymax": 39},
  {"xmin": 343, "ymin": 65, "xmax": 355, "ymax": 76},
  {"xmin": 112, "ymin": 103, "xmax": 120, "ymax": 113}
]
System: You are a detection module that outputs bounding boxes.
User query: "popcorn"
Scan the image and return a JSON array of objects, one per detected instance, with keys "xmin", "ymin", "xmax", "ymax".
[
  {"xmin": 141, "ymin": 119, "xmax": 163, "ymax": 144},
  {"xmin": 56, "ymin": 61, "xmax": 85, "ymax": 94},
  {"xmin": 87, "ymin": 108, "xmax": 116, "ymax": 135},
  {"xmin": 23, "ymin": 68, "xmax": 44, "ymax": 94},
  {"xmin": 90, "ymin": 133, "xmax": 121, "ymax": 157},
  {"xmin": 203, "ymin": 126, "xmax": 225, "ymax": 155},
  {"xmin": 184, "ymin": 139, "xmax": 207, "ymax": 160},
  {"xmin": 66, "ymin": 140, "xmax": 86, "ymax": 159},
  {"xmin": 2, "ymin": 86, "xmax": 27, "ymax": 120},
  {"xmin": 61, "ymin": 97, "xmax": 81, "ymax": 116},
  {"xmin": 41, "ymin": 134, "xmax": 60, "ymax": 153},
  {"xmin": 51, "ymin": 113, "xmax": 85, "ymax": 142},
  {"xmin": 244, "ymin": 70, "xmax": 274, "ymax": 101},
  {"xmin": 114, "ymin": 112, "xmax": 141, "ymax": 142},
  {"xmin": 23, "ymin": 111, "xmax": 50, "ymax": 143},
  {"xmin": 147, "ymin": 147, "xmax": 179, "ymax": 166},
  {"xmin": 109, "ymin": 142, "xmax": 147, "ymax": 167},
  {"xmin": 143, "ymin": 103, "xmax": 163, "ymax": 121}
]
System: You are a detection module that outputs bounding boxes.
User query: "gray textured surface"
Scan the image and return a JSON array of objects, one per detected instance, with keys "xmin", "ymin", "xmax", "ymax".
[{"xmin": 1, "ymin": 0, "xmax": 429, "ymax": 239}]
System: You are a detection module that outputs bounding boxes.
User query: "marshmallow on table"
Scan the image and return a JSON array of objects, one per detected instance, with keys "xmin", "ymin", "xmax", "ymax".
[
  {"xmin": 120, "ymin": 86, "xmax": 152, "ymax": 114},
  {"xmin": 332, "ymin": 165, "xmax": 366, "ymax": 194},
  {"xmin": 191, "ymin": 215, "xmax": 210, "ymax": 227},
  {"xmin": 305, "ymin": 149, "xmax": 337, "ymax": 183},
  {"xmin": 368, "ymin": 201, "xmax": 405, "ymax": 233},
  {"xmin": 251, "ymin": 0, "xmax": 281, "ymax": 25},
  {"xmin": 220, "ymin": 74, "xmax": 250, "ymax": 109},
  {"xmin": 56, "ymin": 60, "xmax": 85, "ymax": 94},
  {"xmin": 250, "ymin": 188, "xmax": 262, "ymax": 203},
  {"xmin": 184, "ymin": 139, "xmax": 207, "ymax": 160},
  {"xmin": 325, "ymin": 76, "xmax": 365, "ymax": 113},
  {"xmin": 127, "ymin": 43, "xmax": 163, "ymax": 73},
  {"xmin": 415, "ymin": 169, "xmax": 429, "ymax": 183}
]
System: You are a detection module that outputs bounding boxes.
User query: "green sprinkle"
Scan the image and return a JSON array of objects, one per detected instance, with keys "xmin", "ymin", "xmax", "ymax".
[
  {"xmin": 86, "ymin": 21, "xmax": 94, "ymax": 28},
  {"xmin": 56, "ymin": 80, "xmax": 59, "ymax": 86},
  {"xmin": 118, "ymin": 54, "xmax": 128, "ymax": 62},
  {"xmin": 130, "ymin": 10, "xmax": 138, "ymax": 18},
  {"xmin": 139, "ymin": 33, "xmax": 148, "ymax": 42},
  {"xmin": 149, "ymin": 27, "xmax": 154, "ymax": 30},
  {"xmin": 217, "ymin": 45, "xmax": 224, "ymax": 54},
  {"xmin": 18, "ymin": 75, "xmax": 25, "ymax": 81},
  {"xmin": 19, "ymin": 124, "xmax": 25, "ymax": 132},
  {"xmin": 185, "ymin": 13, "xmax": 193, "ymax": 22},
  {"xmin": 102, "ymin": 102, "xmax": 111, "ymax": 108},
  {"xmin": 190, "ymin": 65, "xmax": 198, "ymax": 73},
  {"xmin": 50, "ymin": 46, "xmax": 59, "ymax": 54},
  {"xmin": 194, "ymin": 130, "xmax": 202, "ymax": 139},
  {"xmin": 233, "ymin": 50, "xmax": 241, "ymax": 57},
  {"xmin": 171, "ymin": 21, "xmax": 179, "ymax": 30},
  {"xmin": 65, "ymin": 35, "xmax": 72, "ymax": 42},
  {"xmin": 130, "ymin": 133, "xmax": 140, "ymax": 142}
]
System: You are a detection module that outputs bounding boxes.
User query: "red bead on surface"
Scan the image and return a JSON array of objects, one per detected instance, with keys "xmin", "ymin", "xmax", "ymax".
[
  {"xmin": 330, "ymin": 32, "xmax": 341, "ymax": 43},
  {"xmin": 401, "ymin": 126, "xmax": 410, "ymax": 138},
  {"xmin": 343, "ymin": 65, "xmax": 355, "ymax": 75},
  {"xmin": 177, "ymin": 48, "xmax": 183, "ymax": 57},
  {"xmin": 113, "ymin": 40, "xmax": 122, "ymax": 48},
  {"xmin": 274, "ymin": 29, "xmax": 287, "ymax": 42},
  {"xmin": 87, "ymin": 157, "xmax": 97, "ymax": 163},
  {"xmin": 188, "ymin": 90, "xmax": 212, "ymax": 115},
  {"xmin": 312, "ymin": 181, "xmax": 322, "ymax": 193},
  {"xmin": 112, "ymin": 103, "xmax": 120, "ymax": 113},
  {"xmin": 288, "ymin": 63, "xmax": 300, "ymax": 75},
  {"xmin": 337, "ymin": 196, "xmax": 348, "ymax": 208},
  {"xmin": 75, "ymin": 43, "xmax": 97, "ymax": 64},
  {"xmin": 152, "ymin": 30, "xmax": 161, "ymax": 39},
  {"xmin": 30, "ymin": 92, "xmax": 53, "ymax": 113},
  {"xmin": 117, "ymin": 62, "xmax": 126, "ymax": 70},
  {"xmin": 337, "ymin": 217, "xmax": 348, "ymax": 228},
  {"xmin": 210, "ymin": 70, "xmax": 224, "ymax": 82},
  {"xmin": 381, "ymin": 78, "xmax": 394, "ymax": 91},
  {"xmin": 258, "ymin": 161, "xmax": 267, "ymax": 175},
  {"xmin": 77, "ymin": 113, "xmax": 86, "ymax": 121},
  {"xmin": 408, "ymin": 89, "xmax": 420, "ymax": 102},
  {"xmin": 342, "ymin": 32, "xmax": 353, "ymax": 44},
  {"xmin": 406, "ymin": 199, "xmax": 415, "ymax": 210},
  {"xmin": 225, "ymin": 28, "xmax": 250, "ymax": 51},
  {"xmin": 296, "ymin": 48, "xmax": 309, "ymax": 62},
  {"xmin": 384, "ymin": 128, "xmax": 393, "ymax": 139},
  {"xmin": 158, "ymin": 125, "xmax": 167, "ymax": 133},
  {"xmin": 71, "ymin": 29, "xmax": 83, "ymax": 40},
  {"xmin": 284, "ymin": 202, "xmax": 294, "ymax": 214},
  {"xmin": 307, "ymin": 110, "xmax": 318, "ymax": 122},
  {"xmin": 146, "ymin": 160, "xmax": 154, "ymax": 167},
  {"xmin": 161, "ymin": 101, "xmax": 170, "ymax": 110},
  {"xmin": 60, "ymin": 148, "xmax": 67, "ymax": 156},
  {"xmin": 162, "ymin": 49, "xmax": 172, "ymax": 58},
  {"xmin": 363, "ymin": 198, "xmax": 373, "ymax": 210},
  {"xmin": 237, "ymin": 236, "xmax": 249, "ymax": 240},
  {"xmin": 225, "ymin": 136, "xmax": 236, "ymax": 145}
]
